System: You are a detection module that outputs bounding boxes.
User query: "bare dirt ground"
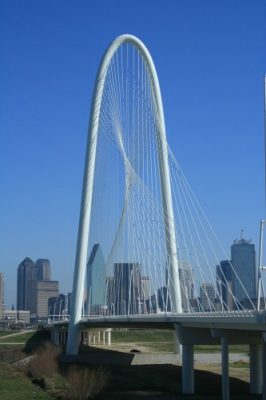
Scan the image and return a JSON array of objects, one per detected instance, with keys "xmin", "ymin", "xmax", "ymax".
[
  {"xmin": 62, "ymin": 343, "xmax": 257, "ymax": 400},
  {"xmin": 96, "ymin": 363, "xmax": 255, "ymax": 400},
  {"xmin": 93, "ymin": 341, "xmax": 249, "ymax": 364}
]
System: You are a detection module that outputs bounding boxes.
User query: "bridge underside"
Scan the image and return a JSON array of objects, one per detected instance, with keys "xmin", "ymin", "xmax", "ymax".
[{"xmin": 50, "ymin": 311, "xmax": 266, "ymax": 399}]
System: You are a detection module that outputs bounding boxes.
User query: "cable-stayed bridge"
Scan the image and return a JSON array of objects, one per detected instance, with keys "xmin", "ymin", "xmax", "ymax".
[{"xmin": 50, "ymin": 35, "xmax": 266, "ymax": 399}]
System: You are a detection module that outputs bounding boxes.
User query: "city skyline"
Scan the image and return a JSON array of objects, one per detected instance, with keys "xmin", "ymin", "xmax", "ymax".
[
  {"xmin": 0, "ymin": 229, "xmax": 259, "ymax": 319},
  {"xmin": 1, "ymin": 1, "xmax": 266, "ymax": 308}
]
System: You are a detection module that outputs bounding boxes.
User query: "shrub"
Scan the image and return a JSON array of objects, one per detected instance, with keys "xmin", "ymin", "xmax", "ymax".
[{"xmin": 66, "ymin": 366, "xmax": 109, "ymax": 400}]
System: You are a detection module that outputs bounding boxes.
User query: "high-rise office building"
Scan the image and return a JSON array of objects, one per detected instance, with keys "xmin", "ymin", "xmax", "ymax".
[
  {"xmin": 216, "ymin": 260, "xmax": 233, "ymax": 310},
  {"xmin": 17, "ymin": 257, "xmax": 57, "ymax": 319},
  {"xmin": 200, "ymin": 282, "xmax": 215, "ymax": 311},
  {"xmin": 157, "ymin": 286, "xmax": 171, "ymax": 312},
  {"xmin": 231, "ymin": 237, "xmax": 257, "ymax": 308},
  {"xmin": 141, "ymin": 276, "xmax": 150, "ymax": 306},
  {"xmin": 36, "ymin": 259, "xmax": 51, "ymax": 281},
  {"xmin": 105, "ymin": 277, "xmax": 114, "ymax": 315},
  {"xmin": 178, "ymin": 261, "xmax": 194, "ymax": 312},
  {"xmin": 17, "ymin": 258, "xmax": 37, "ymax": 315},
  {"xmin": 36, "ymin": 281, "xmax": 59, "ymax": 319},
  {"xmin": 0, "ymin": 273, "xmax": 4, "ymax": 319},
  {"xmin": 113, "ymin": 263, "xmax": 143, "ymax": 315},
  {"xmin": 67, "ymin": 292, "xmax": 72, "ymax": 315},
  {"xmin": 87, "ymin": 244, "xmax": 106, "ymax": 315}
]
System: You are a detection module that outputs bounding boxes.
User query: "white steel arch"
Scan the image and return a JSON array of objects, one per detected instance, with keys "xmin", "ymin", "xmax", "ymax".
[{"xmin": 66, "ymin": 34, "xmax": 182, "ymax": 355}]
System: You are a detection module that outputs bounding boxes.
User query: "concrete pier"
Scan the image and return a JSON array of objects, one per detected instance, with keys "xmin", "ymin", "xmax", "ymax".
[
  {"xmin": 182, "ymin": 344, "xmax": 194, "ymax": 394},
  {"xmin": 250, "ymin": 343, "xmax": 262, "ymax": 394}
]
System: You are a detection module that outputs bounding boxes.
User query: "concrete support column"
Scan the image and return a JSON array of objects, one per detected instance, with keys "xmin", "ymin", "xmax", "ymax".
[
  {"xmin": 83, "ymin": 330, "xmax": 87, "ymax": 344},
  {"xmin": 250, "ymin": 344, "xmax": 262, "ymax": 394},
  {"xmin": 54, "ymin": 328, "xmax": 59, "ymax": 345},
  {"xmin": 52, "ymin": 328, "xmax": 55, "ymax": 343},
  {"xmin": 221, "ymin": 337, "xmax": 229, "ymax": 400},
  {"xmin": 173, "ymin": 330, "xmax": 181, "ymax": 354},
  {"xmin": 107, "ymin": 329, "xmax": 111, "ymax": 346},
  {"xmin": 103, "ymin": 330, "xmax": 106, "ymax": 345},
  {"xmin": 98, "ymin": 331, "xmax": 101, "ymax": 343},
  {"xmin": 182, "ymin": 344, "xmax": 194, "ymax": 394}
]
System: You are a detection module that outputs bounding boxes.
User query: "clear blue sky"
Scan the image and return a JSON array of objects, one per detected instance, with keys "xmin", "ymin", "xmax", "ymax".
[{"xmin": 1, "ymin": 0, "xmax": 265, "ymax": 308}]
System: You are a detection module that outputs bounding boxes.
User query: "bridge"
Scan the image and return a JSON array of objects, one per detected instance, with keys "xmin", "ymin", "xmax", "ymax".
[{"xmin": 49, "ymin": 35, "xmax": 266, "ymax": 399}]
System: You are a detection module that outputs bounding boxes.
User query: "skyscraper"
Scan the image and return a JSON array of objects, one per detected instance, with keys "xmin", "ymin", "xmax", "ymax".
[
  {"xmin": 105, "ymin": 276, "xmax": 114, "ymax": 315},
  {"xmin": 216, "ymin": 260, "xmax": 233, "ymax": 310},
  {"xmin": 36, "ymin": 280, "xmax": 59, "ymax": 319},
  {"xmin": 200, "ymin": 283, "xmax": 215, "ymax": 311},
  {"xmin": 141, "ymin": 276, "xmax": 150, "ymax": 299},
  {"xmin": 113, "ymin": 263, "xmax": 143, "ymax": 315},
  {"xmin": 157, "ymin": 286, "xmax": 171, "ymax": 312},
  {"xmin": 17, "ymin": 257, "xmax": 57, "ymax": 319},
  {"xmin": 87, "ymin": 244, "xmax": 106, "ymax": 315},
  {"xmin": 36, "ymin": 259, "xmax": 51, "ymax": 281},
  {"xmin": 231, "ymin": 237, "xmax": 257, "ymax": 308},
  {"xmin": 178, "ymin": 261, "xmax": 194, "ymax": 312},
  {"xmin": 17, "ymin": 257, "xmax": 37, "ymax": 315}
]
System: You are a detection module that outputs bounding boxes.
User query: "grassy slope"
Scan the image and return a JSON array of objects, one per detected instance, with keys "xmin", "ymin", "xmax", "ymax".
[
  {"xmin": 0, "ymin": 330, "xmax": 55, "ymax": 399},
  {"xmin": 0, "ymin": 331, "xmax": 35, "ymax": 343},
  {"xmin": 111, "ymin": 329, "xmax": 174, "ymax": 343},
  {"xmin": 0, "ymin": 363, "xmax": 54, "ymax": 400},
  {"xmin": 0, "ymin": 331, "xmax": 14, "ymax": 337}
]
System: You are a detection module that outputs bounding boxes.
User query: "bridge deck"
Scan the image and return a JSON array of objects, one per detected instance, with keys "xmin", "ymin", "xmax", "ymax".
[{"xmin": 50, "ymin": 310, "xmax": 266, "ymax": 332}]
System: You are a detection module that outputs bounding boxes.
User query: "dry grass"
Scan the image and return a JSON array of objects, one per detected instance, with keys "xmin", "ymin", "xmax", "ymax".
[
  {"xmin": 23, "ymin": 342, "xmax": 109, "ymax": 399},
  {"xmin": 25, "ymin": 342, "xmax": 60, "ymax": 379},
  {"xmin": 66, "ymin": 366, "xmax": 110, "ymax": 400}
]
